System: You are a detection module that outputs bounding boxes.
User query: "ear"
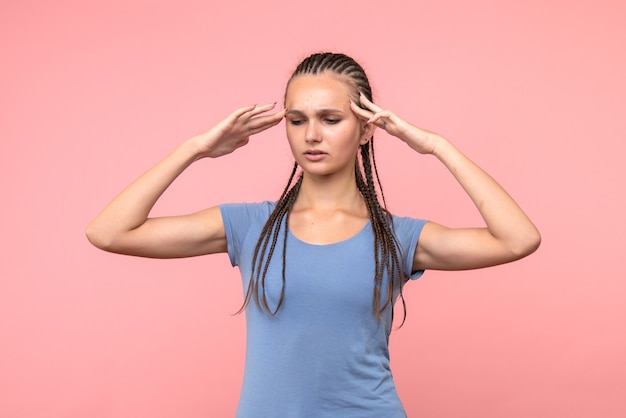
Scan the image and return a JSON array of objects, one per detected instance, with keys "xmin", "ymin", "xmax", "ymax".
[{"xmin": 360, "ymin": 122, "xmax": 376, "ymax": 145}]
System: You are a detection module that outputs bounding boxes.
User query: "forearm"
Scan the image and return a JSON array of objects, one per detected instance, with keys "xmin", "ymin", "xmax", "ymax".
[
  {"xmin": 85, "ymin": 137, "xmax": 201, "ymax": 248},
  {"xmin": 431, "ymin": 135, "xmax": 541, "ymax": 256}
]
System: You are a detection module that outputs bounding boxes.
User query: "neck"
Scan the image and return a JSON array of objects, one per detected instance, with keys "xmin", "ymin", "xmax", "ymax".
[{"xmin": 295, "ymin": 170, "xmax": 364, "ymax": 212}]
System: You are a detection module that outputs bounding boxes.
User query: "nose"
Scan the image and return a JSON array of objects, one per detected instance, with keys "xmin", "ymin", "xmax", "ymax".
[{"xmin": 305, "ymin": 120, "xmax": 321, "ymax": 143}]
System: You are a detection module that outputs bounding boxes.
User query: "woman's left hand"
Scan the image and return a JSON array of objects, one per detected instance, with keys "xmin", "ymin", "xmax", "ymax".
[
  {"xmin": 352, "ymin": 95, "xmax": 541, "ymax": 271},
  {"xmin": 350, "ymin": 93, "xmax": 439, "ymax": 155}
]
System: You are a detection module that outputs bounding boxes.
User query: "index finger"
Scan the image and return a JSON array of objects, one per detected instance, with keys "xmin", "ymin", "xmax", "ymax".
[
  {"xmin": 359, "ymin": 93, "xmax": 384, "ymax": 113},
  {"xmin": 243, "ymin": 102, "xmax": 278, "ymax": 120},
  {"xmin": 249, "ymin": 108, "xmax": 287, "ymax": 132},
  {"xmin": 350, "ymin": 100, "xmax": 373, "ymax": 121}
]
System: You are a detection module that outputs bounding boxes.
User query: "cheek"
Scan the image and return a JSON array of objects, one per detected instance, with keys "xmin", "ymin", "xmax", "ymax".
[
  {"xmin": 285, "ymin": 127, "xmax": 299, "ymax": 152},
  {"xmin": 336, "ymin": 125, "xmax": 362, "ymax": 146}
]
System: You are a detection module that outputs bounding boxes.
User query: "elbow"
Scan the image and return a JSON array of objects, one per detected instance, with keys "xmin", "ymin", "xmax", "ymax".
[
  {"xmin": 521, "ymin": 234, "xmax": 541, "ymax": 258},
  {"xmin": 510, "ymin": 228, "xmax": 541, "ymax": 260},
  {"xmin": 85, "ymin": 221, "xmax": 114, "ymax": 252}
]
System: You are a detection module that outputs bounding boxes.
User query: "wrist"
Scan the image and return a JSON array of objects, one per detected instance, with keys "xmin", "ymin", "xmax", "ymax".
[
  {"xmin": 178, "ymin": 135, "xmax": 208, "ymax": 162},
  {"xmin": 428, "ymin": 133, "xmax": 450, "ymax": 157},
  {"xmin": 185, "ymin": 132, "xmax": 222, "ymax": 161}
]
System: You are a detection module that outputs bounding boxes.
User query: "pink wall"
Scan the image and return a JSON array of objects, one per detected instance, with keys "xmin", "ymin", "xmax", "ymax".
[{"xmin": 1, "ymin": 0, "xmax": 624, "ymax": 417}]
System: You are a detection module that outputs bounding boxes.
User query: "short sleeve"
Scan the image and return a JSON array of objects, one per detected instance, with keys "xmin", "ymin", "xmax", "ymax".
[
  {"xmin": 219, "ymin": 201, "xmax": 275, "ymax": 267},
  {"xmin": 392, "ymin": 216, "xmax": 428, "ymax": 280}
]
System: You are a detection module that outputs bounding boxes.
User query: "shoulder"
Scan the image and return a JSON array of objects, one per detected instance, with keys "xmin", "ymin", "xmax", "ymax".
[
  {"xmin": 389, "ymin": 213, "xmax": 429, "ymax": 251},
  {"xmin": 387, "ymin": 213, "xmax": 429, "ymax": 280},
  {"xmin": 219, "ymin": 201, "xmax": 278, "ymax": 236},
  {"xmin": 219, "ymin": 201, "xmax": 277, "ymax": 265},
  {"xmin": 220, "ymin": 201, "xmax": 277, "ymax": 220},
  {"xmin": 391, "ymin": 213, "xmax": 428, "ymax": 235}
]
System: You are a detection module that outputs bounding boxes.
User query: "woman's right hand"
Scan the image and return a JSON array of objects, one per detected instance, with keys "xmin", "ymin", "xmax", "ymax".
[
  {"xmin": 193, "ymin": 103, "xmax": 287, "ymax": 159},
  {"xmin": 86, "ymin": 102, "xmax": 286, "ymax": 258}
]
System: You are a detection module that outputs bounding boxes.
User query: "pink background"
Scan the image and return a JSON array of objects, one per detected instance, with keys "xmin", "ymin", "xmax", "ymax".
[{"xmin": 1, "ymin": 0, "xmax": 625, "ymax": 417}]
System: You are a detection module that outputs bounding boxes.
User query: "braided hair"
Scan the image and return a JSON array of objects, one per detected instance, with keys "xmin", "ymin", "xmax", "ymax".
[{"xmin": 239, "ymin": 52, "xmax": 408, "ymax": 325}]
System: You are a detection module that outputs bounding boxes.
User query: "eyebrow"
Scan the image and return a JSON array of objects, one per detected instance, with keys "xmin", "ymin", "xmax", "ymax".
[{"xmin": 287, "ymin": 108, "xmax": 344, "ymax": 116}]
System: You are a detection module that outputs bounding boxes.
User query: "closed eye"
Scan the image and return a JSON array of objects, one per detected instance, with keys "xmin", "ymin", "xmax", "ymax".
[{"xmin": 325, "ymin": 119, "xmax": 340, "ymax": 124}]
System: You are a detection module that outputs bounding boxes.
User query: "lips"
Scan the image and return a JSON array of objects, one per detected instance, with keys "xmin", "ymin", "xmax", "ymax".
[
  {"xmin": 303, "ymin": 149, "xmax": 327, "ymax": 161},
  {"xmin": 304, "ymin": 149, "xmax": 326, "ymax": 155}
]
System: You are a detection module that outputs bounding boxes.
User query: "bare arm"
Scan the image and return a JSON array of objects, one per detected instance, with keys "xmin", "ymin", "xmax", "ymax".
[
  {"xmin": 412, "ymin": 136, "xmax": 541, "ymax": 270},
  {"xmin": 86, "ymin": 103, "xmax": 286, "ymax": 258},
  {"xmin": 351, "ymin": 95, "xmax": 541, "ymax": 271}
]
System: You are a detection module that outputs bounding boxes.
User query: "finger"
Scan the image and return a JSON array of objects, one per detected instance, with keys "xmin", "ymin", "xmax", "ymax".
[
  {"xmin": 248, "ymin": 109, "xmax": 287, "ymax": 134},
  {"xmin": 247, "ymin": 119, "xmax": 279, "ymax": 136},
  {"xmin": 350, "ymin": 100, "xmax": 374, "ymax": 121},
  {"xmin": 367, "ymin": 116, "xmax": 385, "ymax": 129},
  {"xmin": 230, "ymin": 104, "xmax": 259, "ymax": 120},
  {"xmin": 251, "ymin": 108, "xmax": 287, "ymax": 126},
  {"xmin": 359, "ymin": 93, "xmax": 383, "ymax": 113},
  {"xmin": 367, "ymin": 116, "xmax": 392, "ymax": 131},
  {"xmin": 367, "ymin": 114, "xmax": 383, "ymax": 124},
  {"xmin": 367, "ymin": 110, "xmax": 394, "ymax": 125},
  {"xmin": 243, "ymin": 102, "xmax": 278, "ymax": 120}
]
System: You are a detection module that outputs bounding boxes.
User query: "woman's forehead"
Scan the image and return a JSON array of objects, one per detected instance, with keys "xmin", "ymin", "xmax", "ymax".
[{"xmin": 285, "ymin": 73, "xmax": 353, "ymax": 107}]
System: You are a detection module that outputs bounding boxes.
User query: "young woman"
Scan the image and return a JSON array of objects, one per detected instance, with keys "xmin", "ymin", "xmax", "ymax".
[{"xmin": 86, "ymin": 52, "xmax": 540, "ymax": 417}]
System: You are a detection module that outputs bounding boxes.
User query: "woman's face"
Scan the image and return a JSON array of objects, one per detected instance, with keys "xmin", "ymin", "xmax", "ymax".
[{"xmin": 284, "ymin": 72, "xmax": 370, "ymax": 178}]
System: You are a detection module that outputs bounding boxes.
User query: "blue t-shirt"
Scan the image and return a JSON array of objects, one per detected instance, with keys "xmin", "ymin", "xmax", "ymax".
[{"xmin": 220, "ymin": 201, "xmax": 427, "ymax": 418}]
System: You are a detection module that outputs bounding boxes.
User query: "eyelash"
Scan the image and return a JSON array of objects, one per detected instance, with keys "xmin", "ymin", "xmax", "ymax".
[{"xmin": 290, "ymin": 119, "xmax": 340, "ymax": 126}]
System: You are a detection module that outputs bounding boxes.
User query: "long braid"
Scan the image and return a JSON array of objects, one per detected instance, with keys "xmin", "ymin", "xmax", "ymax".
[
  {"xmin": 359, "ymin": 141, "xmax": 406, "ymax": 325},
  {"xmin": 241, "ymin": 52, "xmax": 408, "ymax": 326},
  {"xmin": 238, "ymin": 163, "xmax": 300, "ymax": 315}
]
